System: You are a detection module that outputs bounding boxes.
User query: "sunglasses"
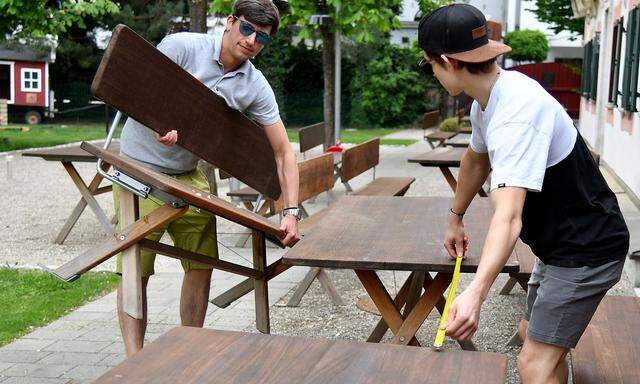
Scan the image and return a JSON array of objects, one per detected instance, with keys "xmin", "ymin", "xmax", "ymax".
[
  {"xmin": 233, "ymin": 16, "xmax": 272, "ymax": 45},
  {"xmin": 418, "ymin": 58, "xmax": 434, "ymax": 75}
]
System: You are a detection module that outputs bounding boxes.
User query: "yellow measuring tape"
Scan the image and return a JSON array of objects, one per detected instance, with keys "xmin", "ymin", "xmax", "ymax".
[{"xmin": 433, "ymin": 254, "xmax": 463, "ymax": 350}]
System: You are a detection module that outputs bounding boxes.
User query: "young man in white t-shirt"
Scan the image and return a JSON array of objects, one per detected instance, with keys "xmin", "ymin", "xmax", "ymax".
[{"xmin": 418, "ymin": 4, "xmax": 629, "ymax": 383}]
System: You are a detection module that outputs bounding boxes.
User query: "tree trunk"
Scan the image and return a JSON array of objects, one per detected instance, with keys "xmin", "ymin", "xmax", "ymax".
[
  {"xmin": 189, "ymin": 0, "xmax": 208, "ymax": 33},
  {"xmin": 320, "ymin": 26, "xmax": 336, "ymax": 148}
]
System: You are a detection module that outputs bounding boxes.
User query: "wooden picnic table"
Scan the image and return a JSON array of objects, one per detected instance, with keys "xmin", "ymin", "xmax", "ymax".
[
  {"xmin": 425, "ymin": 130, "xmax": 457, "ymax": 149},
  {"xmin": 572, "ymin": 296, "xmax": 640, "ymax": 384},
  {"xmin": 22, "ymin": 142, "xmax": 120, "ymax": 244},
  {"xmin": 408, "ymin": 146, "xmax": 488, "ymax": 197},
  {"xmin": 94, "ymin": 326, "xmax": 508, "ymax": 383},
  {"xmin": 443, "ymin": 133, "xmax": 471, "ymax": 148},
  {"xmin": 284, "ymin": 196, "xmax": 520, "ymax": 349}
]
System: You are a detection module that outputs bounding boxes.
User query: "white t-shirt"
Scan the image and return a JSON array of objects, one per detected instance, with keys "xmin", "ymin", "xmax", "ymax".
[{"xmin": 470, "ymin": 69, "xmax": 577, "ymax": 192}]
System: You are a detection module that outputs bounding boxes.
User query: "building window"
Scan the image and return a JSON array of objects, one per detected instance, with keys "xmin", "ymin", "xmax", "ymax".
[
  {"xmin": 21, "ymin": 68, "xmax": 41, "ymax": 92},
  {"xmin": 581, "ymin": 39, "xmax": 599, "ymax": 101},
  {"xmin": 609, "ymin": 18, "xmax": 623, "ymax": 106},
  {"xmin": 401, "ymin": 36, "xmax": 410, "ymax": 44},
  {"xmin": 621, "ymin": 7, "xmax": 640, "ymax": 112}
]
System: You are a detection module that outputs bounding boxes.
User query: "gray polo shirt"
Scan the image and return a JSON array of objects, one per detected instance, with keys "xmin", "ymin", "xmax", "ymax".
[{"xmin": 120, "ymin": 32, "xmax": 280, "ymax": 174}]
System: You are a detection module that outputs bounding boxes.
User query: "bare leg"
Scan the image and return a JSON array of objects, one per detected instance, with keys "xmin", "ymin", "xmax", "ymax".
[
  {"xmin": 180, "ymin": 269, "xmax": 213, "ymax": 327},
  {"xmin": 518, "ymin": 320, "xmax": 569, "ymax": 384},
  {"xmin": 117, "ymin": 276, "xmax": 149, "ymax": 357}
]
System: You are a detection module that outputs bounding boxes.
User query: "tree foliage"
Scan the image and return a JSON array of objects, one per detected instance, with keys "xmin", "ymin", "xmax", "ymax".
[
  {"xmin": 525, "ymin": 0, "xmax": 584, "ymax": 36},
  {"xmin": 211, "ymin": 0, "xmax": 401, "ymax": 43},
  {"xmin": 350, "ymin": 42, "xmax": 427, "ymax": 127},
  {"xmin": 416, "ymin": 0, "xmax": 449, "ymax": 20},
  {"xmin": 504, "ymin": 29, "xmax": 549, "ymax": 62},
  {"xmin": 0, "ymin": 0, "xmax": 119, "ymax": 39}
]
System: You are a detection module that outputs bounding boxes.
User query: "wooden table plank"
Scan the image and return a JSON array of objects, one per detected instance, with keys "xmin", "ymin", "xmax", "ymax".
[
  {"xmin": 94, "ymin": 327, "xmax": 508, "ymax": 383},
  {"xmin": 572, "ymin": 296, "xmax": 640, "ymax": 384},
  {"xmin": 408, "ymin": 147, "xmax": 467, "ymax": 167},
  {"xmin": 444, "ymin": 133, "xmax": 471, "ymax": 148},
  {"xmin": 22, "ymin": 142, "xmax": 120, "ymax": 162},
  {"xmin": 284, "ymin": 196, "xmax": 519, "ymax": 273}
]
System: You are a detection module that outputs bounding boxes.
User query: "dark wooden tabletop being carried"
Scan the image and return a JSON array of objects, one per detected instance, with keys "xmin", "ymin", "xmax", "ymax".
[
  {"xmin": 284, "ymin": 196, "xmax": 519, "ymax": 273},
  {"xmin": 408, "ymin": 146, "xmax": 466, "ymax": 168},
  {"xmin": 94, "ymin": 326, "xmax": 508, "ymax": 384},
  {"xmin": 22, "ymin": 142, "xmax": 120, "ymax": 162}
]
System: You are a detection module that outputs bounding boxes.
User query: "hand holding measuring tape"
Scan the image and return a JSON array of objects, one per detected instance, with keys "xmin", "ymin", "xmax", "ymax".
[{"xmin": 434, "ymin": 236, "xmax": 482, "ymax": 350}]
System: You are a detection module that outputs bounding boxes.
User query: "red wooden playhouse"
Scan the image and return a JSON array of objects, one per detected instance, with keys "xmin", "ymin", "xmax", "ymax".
[{"xmin": 0, "ymin": 45, "xmax": 55, "ymax": 124}]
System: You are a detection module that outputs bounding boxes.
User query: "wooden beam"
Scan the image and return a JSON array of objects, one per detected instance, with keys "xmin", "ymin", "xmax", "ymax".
[
  {"xmin": 252, "ymin": 230, "xmax": 269, "ymax": 333},
  {"xmin": 61, "ymin": 161, "xmax": 114, "ymax": 236},
  {"xmin": 210, "ymin": 260, "xmax": 291, "ymax": 308},
  {"xmin": 47, "ymin": 204, "xmax": 187, "ymax": 281},
  {"xmin": 119, "ymin": 188, "xmax": 143, "ymax": 319},
  {"xmin": 138, "ymin": 239, "xmax": 262, "ymax": 279}
]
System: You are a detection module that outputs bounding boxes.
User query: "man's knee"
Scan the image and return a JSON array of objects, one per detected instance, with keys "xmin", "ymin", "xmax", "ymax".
[{"xmin": 183, "ymin": 269, "xmax": 212, "ymax": 287}]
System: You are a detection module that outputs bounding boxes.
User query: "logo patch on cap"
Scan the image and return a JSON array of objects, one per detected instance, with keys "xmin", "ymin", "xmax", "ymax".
[{"xmin": 472, "ymin": 25, "xmax": 487, "ymax": 40}]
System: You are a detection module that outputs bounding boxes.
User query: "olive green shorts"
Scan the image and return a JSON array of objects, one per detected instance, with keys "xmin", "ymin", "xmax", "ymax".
[{"xmin": 114, "ymin": 168, "xmax": 219, "ymax": 277}]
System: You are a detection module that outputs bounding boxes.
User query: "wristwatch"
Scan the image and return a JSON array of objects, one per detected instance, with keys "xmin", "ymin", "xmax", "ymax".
[{"xmin": 282, "ymin": 207, "xmax": 302, "ymax": 221}]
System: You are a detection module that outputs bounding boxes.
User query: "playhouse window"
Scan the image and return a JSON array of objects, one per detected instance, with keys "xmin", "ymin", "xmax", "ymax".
[{"xmin": 21, "ymin": 68, "xmax": 41, "ymax": 92}]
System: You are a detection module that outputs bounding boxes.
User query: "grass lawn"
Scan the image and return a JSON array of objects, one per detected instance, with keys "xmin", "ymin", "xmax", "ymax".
[
  {"xmin": 286, "ymin": 128, "xmax": 417, "ymax": 146},
  {"xmin": 0, "ymin": 123, "xmax": 121, "ymax": 152},
  {"xmin": 0, "ymin": 268, "xmax": 119, "ymax": 346},
  {"xmin": 0, "ymin": 123, "xmax": 416, "ymax": 153}
]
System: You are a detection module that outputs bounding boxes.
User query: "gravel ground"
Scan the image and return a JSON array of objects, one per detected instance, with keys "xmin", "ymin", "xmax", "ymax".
[{"xmin": 1, "ymin": 135, "xmax": 638, "ymax": 383}]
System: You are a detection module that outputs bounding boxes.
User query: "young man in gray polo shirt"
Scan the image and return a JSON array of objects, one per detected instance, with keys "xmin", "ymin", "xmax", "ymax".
[
  {"xmin": 419, "ymin": 4, "xmax": 629, "ymax": 383},
  {"xmin": 116, "ymin": 0, "xmax": 300, "ymax": 355}
]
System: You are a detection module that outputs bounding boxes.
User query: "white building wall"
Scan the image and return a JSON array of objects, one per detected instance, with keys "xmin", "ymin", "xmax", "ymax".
[{"xmin": 580, "ymin": 0, "xmax": 640, "ymax": 200}]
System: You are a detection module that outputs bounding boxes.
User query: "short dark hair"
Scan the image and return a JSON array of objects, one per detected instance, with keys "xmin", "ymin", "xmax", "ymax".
[
  {"xmin": 428, "ymin": 52, "xmax": 497, "ymax": 74},
  {"xmin": 233, "ymin": 0, "xmax": 281, "ymax": 36}
]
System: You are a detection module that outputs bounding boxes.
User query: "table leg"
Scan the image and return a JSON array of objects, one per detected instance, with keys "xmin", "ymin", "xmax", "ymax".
[
  {"xmin": 252, "ymin": 230, "xmax": 270, "ymax": 333},
  {"xmin": 367, "ymin": 272, "xmax": 418, "ymax": 343},
  {"xmin": 355, "ymin": 269, "xmax": 420, "ymax": 346},
  {"xmin": 499, "ymin": 277, "xmax": 518, "ymax": 295},
  {"xmin": 286, "ymin": 267, "xmax": 321, "ymax": 307},
  {"xmin": 439, "ymin": 166, "xmax": 488, "ymax": 197},
  {"xmin": 390, "ymin": 272, "xmax": 451, "ymax": 345},
  {"xmin": 119, "ymin": 188, "xmax": 143, "ymax": 319},
  {"xmin": 56, "ymin": 161, "xmax": 112, "ymax": 244},
  {"xmin": 61, "ymin": 161, "xmax": 114, "ymax": 235}
]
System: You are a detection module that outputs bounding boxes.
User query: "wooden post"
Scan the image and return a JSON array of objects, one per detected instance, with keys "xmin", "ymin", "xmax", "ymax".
[
  {"xmin": 0, "ymin": 99, "xmax": 7, "ymax": 126},
  {"xmin": 252, "ymin": 230, "xmax": 269, "ymax": 333},
  {"xmin": 119, "ymin": 188, "xmax": 143, "ymax": 319}
]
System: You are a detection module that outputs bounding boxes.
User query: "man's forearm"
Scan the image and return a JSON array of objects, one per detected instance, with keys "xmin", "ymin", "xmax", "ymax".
[
  {"xmin": 452, "ymin": 149, "xmax": 490, "ymax": 213},
  {"xmin": 468, "ymin": 212, "xmax": 521, "ymax": 299},
  {"xmin": 276, "ymin": 149, "xmax": 299, "ymax": 207}
]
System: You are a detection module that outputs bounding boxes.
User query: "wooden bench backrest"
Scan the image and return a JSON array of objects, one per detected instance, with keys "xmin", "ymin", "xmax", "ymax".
[
  {"xmin": 90, "ymin": 25, "xmax": 281, "ymax": 199},
  {"xmin": 273, "ymin": 153, "xmax": 335, "ymax": 212},
  {"xmin": 298, "ymin": 122, "xmax": 325, "ymax": 153},
  {"xmin": 423, "ymin": 110, "xmax": 440, "ymax": 129},
  {"xmin": 340, "ymin": 138, "xmax": 379, "ymax": 183}
]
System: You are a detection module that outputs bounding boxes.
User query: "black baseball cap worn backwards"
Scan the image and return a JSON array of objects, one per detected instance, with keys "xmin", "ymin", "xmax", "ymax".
[{"xmin": 418, "ymin": 3, "xmax": 511, "ymax": 73}]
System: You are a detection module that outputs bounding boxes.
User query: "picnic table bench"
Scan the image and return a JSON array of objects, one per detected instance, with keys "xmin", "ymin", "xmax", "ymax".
[
  {"xmin": 443, "ymin": 133, "xmax": 471, "ymax": 148},
  {"xmin": 283, "ymin": 196, "xmax": 523, "ymax": 349},
  {"xmin": 94, "ymin": 326, "xmax": 508, "ymax": 384},
  {"xmin": 408, "ymin": 146, "xmax": 488, "ymax": 197},
  {"xmin": 572, "ymin": 295, "xmax": 640, "ymax": 384},
  {"xmin": 22, "ymin": 142, "xmax": 120, "ymax": 243},
  {"xmin": 425, "ymin": 130, "xmax": 457, "ymax": 149}
]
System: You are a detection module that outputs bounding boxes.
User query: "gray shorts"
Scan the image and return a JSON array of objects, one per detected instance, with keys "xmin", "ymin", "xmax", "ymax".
[{"xmin": 524, "ymin": 257, "xmax": 624, "ymax": 348}]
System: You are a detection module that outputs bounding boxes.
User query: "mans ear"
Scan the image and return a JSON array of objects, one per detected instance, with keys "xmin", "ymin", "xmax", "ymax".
[
  {"xmin": 225, "ymin": 15, "xmax": 235, "ymax": 31},
  {"xmin": 441, "ymin": 55, "xmax": 459, "ymax": 70}
]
